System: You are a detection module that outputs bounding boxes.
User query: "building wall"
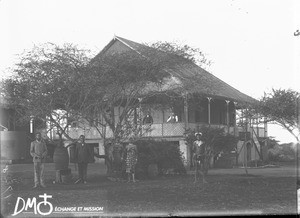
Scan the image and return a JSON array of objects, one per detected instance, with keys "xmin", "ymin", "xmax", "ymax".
[
  {"xmin": 0, "ymin": 107, "xmax": 29, "ymax": 131},
  {"xmin": 48, "ymin": 97, "xmax": 266, "ymax": 167},
  {"xmin": 179, "ymin": 140, "xmax": 188, "ymax": 167},
  {"xmin": 63, "ymin": 100, "xmax": 239, "ymax": 160},
  {"xmin": 237, "ymin": 140, "xmax": 261, "ymax": 165},
  {"xmin": 188, "ymin": 98, "xmax": 209, "ymax": 123},
  {"xmin": 60, "ymin": 97, "xmax": 238, "ymax": 141},
  {"xmin": 0, "ymin": 106, "xmax": 33, "ymax": 161},
  {"xmin": 187, "ymin": 98, "xmax": 235, "ymax": 125},
  {"xmin": 0, "ymin": 107, "xmax": 11, "ymax": 130},
  {"xmin": 0, "ymin": 131, "xmax": 31, "ymax": 161}
]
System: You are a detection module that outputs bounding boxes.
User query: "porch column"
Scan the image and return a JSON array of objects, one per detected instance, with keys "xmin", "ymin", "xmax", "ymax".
[
  {"xmin": 225, "ymin": 100, "xmax": 230, "ymax": 133},
  {"xmin": 243, "ymin": 108, "xmax": 250, "ymax": 137},
  {"xmin": 233, "ymin": 101, "xmax": 238, "ymax": 166},
  {"xmin": 233, "ymin": 102, "xmax": 237, "ymax": 136},
  {"xmin": 263, "ymin": 116, "xmax": 268, "ymax": 161},
  {"xmin": 207, "ymin": 97, "xmax": 212, "ymax": 127},
  {"xmin": 183, "ymin": 94, "xmax": 189, "ymax": 129},
  {"xmin": 30, "ymin": 115, "xmax": 34, "ymax": 133},
  {"xmin": 138, "ymin": 98, "xmax": 143, "ymax": 137},
  {"xmin": 256, "ymin": 118, "xmax": 259, "ymax": 138},
  {"xmin": 183, "ymin": 94, "xmax": 190, "ymax": 169},
  {"xmin": 263, "ymin": 117, "xmax": 268, "ymax": 138}
]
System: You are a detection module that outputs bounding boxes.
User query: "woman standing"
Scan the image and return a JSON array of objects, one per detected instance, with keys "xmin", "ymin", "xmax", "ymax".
[{"xmin": 125, "ymin": 140, "xmax": 138, "ymax": 183}]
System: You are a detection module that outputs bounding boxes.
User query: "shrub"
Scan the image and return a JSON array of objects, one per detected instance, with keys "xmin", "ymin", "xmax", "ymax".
[
  {"xmin": 185, "ymin": 126, "xmax": 237, "ymax": 154},
  {"xmin": 247, "ymin": 159, "xmax": 264, "ymax": 167},
  {"xmin": 184, "ymin": 126, "xmax": 238, "ymax": 171},
  {"xmin": 134, "ymin": 139, "xmax": 186, "ymax": 179},
  {"xmin": 268, "ymin": 143, "xmax": 296, "ymax": 162}
]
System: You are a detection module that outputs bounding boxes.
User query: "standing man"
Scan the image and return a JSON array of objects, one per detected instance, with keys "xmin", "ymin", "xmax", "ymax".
[
  {"xmin": 192, "ymin": 132, "xmax": 207, "ymax": 183},
  {"xmin": 30, "ymin": 132, "xmax": 48, "ymax": 188},
  {"xmin": 74, "ymin": 135, "xmax": 93, "ymax": 184}
]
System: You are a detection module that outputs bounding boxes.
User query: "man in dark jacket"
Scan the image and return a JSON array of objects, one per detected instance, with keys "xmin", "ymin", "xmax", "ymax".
[{"xmin": 74, "ymin": 135, "xmax": 93, "ymax": 184}]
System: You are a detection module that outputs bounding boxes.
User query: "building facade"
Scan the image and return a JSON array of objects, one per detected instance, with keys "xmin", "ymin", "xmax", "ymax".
[{"xmin": 48, "ymin": 36, "xmax": 267, "ymax": 167}]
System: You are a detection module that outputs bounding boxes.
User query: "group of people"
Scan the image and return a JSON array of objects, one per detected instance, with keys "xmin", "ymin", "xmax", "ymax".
[
  {"xmin": 30, "ymin": 132, "xmax": 138, "ymax": 188},
  {"xmin": 30, "ymin": 131, "xmax": 206, "ymax": 188}
]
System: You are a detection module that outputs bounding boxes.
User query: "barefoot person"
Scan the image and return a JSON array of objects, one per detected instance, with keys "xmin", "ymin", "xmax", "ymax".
[
  {"xmin": 125, "ymin": 139, "xmax": 138, "ymax": 183},
  {"xmin": 74, "ymin": 135, "xmax": 93, "ymax": 184},
  {"xmin": 30, "ymin": 132, "xmax": 48, "ymax": 188},
  {"xmin": 192, "ymin": 132, "xmax": 207, "ymax": 183}
]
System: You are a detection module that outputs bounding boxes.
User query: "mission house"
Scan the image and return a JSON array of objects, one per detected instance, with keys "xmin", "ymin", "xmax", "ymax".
[{"xmin": 47, "ymin": 36, "xmax": 267, "ymax": 168}]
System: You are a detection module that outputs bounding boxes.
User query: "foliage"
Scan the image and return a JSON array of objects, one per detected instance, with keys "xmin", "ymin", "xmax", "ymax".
[
  {"xmin": 133, "ymin": 139, "xmax": 186, "ymax": 178},
  {"xmin": 280, "ymin": 143, "xmax": 297, "ymax": 156},
  {"xmin": 2, "ymin": 43, "xmax": 91, "ymax": 141},
  {"xmin": 185, "ymin": 126, "xmax": 238, "ymax": 156},
  {"xmin": 83, "ymin": 41, "xmax": 211, "ymax": 175},
  {"xmin": 246, "ymin": 160, "xmax": 265, "ymax": 167},
  {"xmin": 146, "ymin": 41, "xmax": 211, "ymax": 68},
  {"xmin": 184, "ymin": 126, "xmax": 238, "ymax": 173},
  {"xmin": 268, "ymin": 142, "xmax": 297, "ymax": 162},
  {"xmin": 84, "ymin": 50, "xmax": 168, "ymax": 141},
  {"xmin": 2, "ymin": 41, "xmax": 212, "ymax": 177},
  {"xmin": 1, "ymin": 43, "xmax": 168, "ymax": 142},
  {"xmin": 257, "ymin": 89, "xmax": 300, "ymax": 142},
  {"xmin": 2, "ymin": 40, "xmax": 211, "ymax": 142},
  {"xmin": 266, "ymin": 137, "xmax": 280, "ymax": 149}
]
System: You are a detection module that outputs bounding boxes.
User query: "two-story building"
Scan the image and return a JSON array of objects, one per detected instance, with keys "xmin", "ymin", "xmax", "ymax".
[{"xmin": 48, "ymin": 36, "xmax": 267, "ymax": 168}]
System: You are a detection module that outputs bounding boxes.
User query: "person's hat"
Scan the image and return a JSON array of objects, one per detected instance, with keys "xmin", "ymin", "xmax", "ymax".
[{"xmin": 195, "ymin": 132, "xmax": 202, "ymax": 137}]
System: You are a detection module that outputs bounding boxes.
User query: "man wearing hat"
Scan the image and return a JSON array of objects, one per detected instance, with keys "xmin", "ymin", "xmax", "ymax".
[{"xmin": 192, "ymin": 132, "xmax": 207, "ymax": 183}]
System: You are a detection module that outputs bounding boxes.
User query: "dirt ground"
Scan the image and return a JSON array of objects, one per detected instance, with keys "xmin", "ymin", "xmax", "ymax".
[{"xmin": 1, "ymin": 162, "xmax": 298, "ymax": 217}]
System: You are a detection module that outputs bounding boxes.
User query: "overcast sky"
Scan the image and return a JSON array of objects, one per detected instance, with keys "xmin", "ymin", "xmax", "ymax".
[{"xmin": 0, "ymin": 0, "xmax": 299, "ymax": 143}]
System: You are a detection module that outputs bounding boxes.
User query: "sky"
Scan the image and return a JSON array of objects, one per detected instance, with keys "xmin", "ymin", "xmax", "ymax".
[{"xmin": 0, "ymin": 0, "xmax": 299, "ymax": 143}]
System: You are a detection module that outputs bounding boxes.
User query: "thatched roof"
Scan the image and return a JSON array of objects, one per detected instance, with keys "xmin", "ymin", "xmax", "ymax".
[{"xmin": 97, "ymin": 36, "xmax": 257, "ymax": 105}]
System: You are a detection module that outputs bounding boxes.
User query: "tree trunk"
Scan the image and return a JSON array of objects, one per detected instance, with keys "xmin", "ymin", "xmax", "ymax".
[
  {"xmin": 243, "ymin": 142, "xmax": 249, "ymax": 175},
  {"xmin": 104, "ymin": 142, "xmax": 124, "ymax": 179}
]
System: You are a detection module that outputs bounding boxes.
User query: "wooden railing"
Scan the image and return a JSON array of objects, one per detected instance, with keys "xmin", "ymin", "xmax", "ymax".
[{"xmin": 51, "ymin": 123, "xmax": 266, "ymax": 140}]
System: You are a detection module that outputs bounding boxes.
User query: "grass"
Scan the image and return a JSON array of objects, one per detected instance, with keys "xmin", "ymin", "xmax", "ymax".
[{"xmin": 1, "ymin": 163, "xmax": 297, "ymax": 217}]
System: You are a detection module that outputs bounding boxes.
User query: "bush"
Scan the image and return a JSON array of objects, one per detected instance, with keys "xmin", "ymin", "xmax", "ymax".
[
  {"xmin": 267, "ymin": 143, "xmax": 296, "ymax": 162},
  {"xmin": 247, "ymin": 159, "xmax": 264, "ymax": 167},
  {"xmin": 134, "ymin": 139, "xmax": 186, "ymax": 179},
  {"xmin": 184, "ymin": 126, "xmax": 238, "ymax": 170}
]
